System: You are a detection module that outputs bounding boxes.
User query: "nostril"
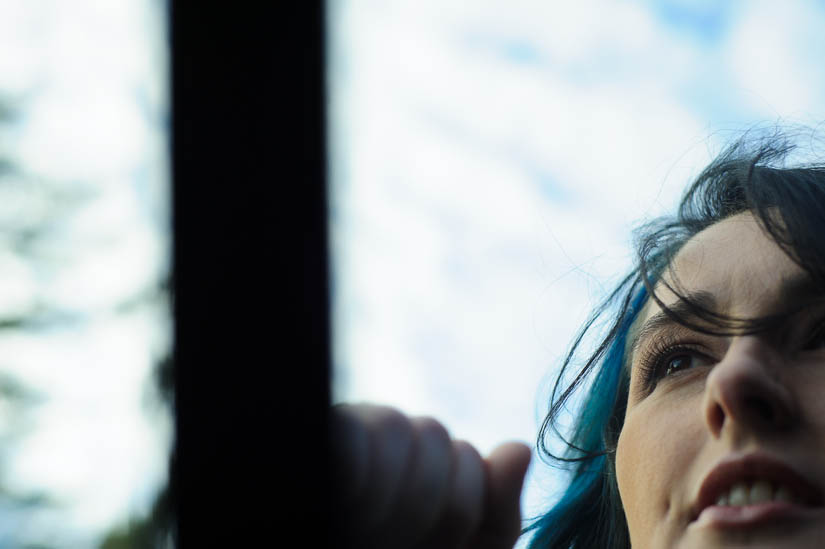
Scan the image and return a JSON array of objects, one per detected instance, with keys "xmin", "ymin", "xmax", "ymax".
[
  {"xmin": 745, "ymin": 395, "xmax": 776, "ymax": 424},
  {"xmin": 708, "ymin": 402, "xmax": 726, "ymax": 436},
  {"xmin": 703, "ymin": 353, "xmax": 797, "ymax": 438}
]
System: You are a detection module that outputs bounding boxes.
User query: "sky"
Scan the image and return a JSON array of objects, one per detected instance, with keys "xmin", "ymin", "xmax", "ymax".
[
  {"xmin": 0, "ymin": 0, "xmax": 169, "ymax": 546},
  {"xmin": 328, "ymin": 0, "xmax": 825, "ymax": 543}
]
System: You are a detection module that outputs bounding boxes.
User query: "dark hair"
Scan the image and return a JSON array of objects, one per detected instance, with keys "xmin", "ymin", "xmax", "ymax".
[{"xmin": 524, "ymin": 129, "xmax": 825, "ymax": 548}]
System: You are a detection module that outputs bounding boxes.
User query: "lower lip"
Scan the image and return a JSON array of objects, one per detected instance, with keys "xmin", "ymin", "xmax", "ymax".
[{"xmin": 694, "ymin": 501, "xmax": 824, "ymax": 528}]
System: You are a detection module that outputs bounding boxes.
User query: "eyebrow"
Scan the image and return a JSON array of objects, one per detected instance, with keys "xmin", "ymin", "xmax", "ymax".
[
  {"xmin": 626, "ymin": 273, "xmax": 824, "ymax": 365},
  {"xmin": 627, "ymin": 290, "xmax": 716, "ymax": 362}
]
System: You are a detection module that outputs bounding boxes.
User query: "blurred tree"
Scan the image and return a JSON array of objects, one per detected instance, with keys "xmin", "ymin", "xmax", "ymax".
[
  {"xmin": 0, "ymin": 90, "xmax": 176, "ymax": 546},
  {"xmin": 98, "ymin": 352, "xmax": 175, "ymax": 548},
  {"xmin": 99, "ymin": 480, "xmax": 173, "ymax": 549},
  {"xmin": 0, "ymin": 97, "xmax": 68, "ymax": 546}
]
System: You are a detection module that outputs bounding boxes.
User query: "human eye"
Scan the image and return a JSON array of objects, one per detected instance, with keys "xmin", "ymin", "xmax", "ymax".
[
  {"xmin": 800, "ymin": 318, "xmax": 825, "ymax": 351},
  {"xmin": 636, "ymin": 334, "xmax": 712, "ymax": 392}
]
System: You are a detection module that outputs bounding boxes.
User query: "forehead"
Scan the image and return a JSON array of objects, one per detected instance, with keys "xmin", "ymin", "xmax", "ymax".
[{"xmin": 637, "ymin": 212, "xmax": 804, "ymax": 327}]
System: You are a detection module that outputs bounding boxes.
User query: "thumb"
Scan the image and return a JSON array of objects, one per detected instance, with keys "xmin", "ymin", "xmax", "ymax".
[{"xmin": 468, "ymin": 442, "xmax": 532, "ymax": 549}]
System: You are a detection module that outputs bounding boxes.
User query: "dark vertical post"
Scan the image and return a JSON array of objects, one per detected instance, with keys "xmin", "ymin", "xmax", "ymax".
[{"xmin": 171, "ymin": 1, "xmax": 330, "ymax": 545}]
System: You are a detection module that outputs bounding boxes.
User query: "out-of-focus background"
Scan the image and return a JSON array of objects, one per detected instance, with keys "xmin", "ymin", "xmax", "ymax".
[
  {"xmin": 0, "ymin": 0, "xmax": 171, "ymax": 547},
  {"xmin": 327, "ymin": 0, "xmax": 825, "ymax": 544}
]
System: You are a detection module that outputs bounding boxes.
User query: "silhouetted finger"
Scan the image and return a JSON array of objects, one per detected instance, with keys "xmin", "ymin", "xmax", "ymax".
[
  {"xmin": 371, "ymin": 415, "xmax": 453, "ymax": 547},
  {"xmin": 466, "ymin": 442, "xmax": 532, "ymax": 549},
  {"xmin": 412, "ymin": 439, "xmax": 486, "ymax": 549},
  {"xmin": 335, "ymin": 404, "xmax": 416, "ymax": 542},
  {"xmin": 330, "ymin": 403, "xmax": 370, "ymax": 506}
]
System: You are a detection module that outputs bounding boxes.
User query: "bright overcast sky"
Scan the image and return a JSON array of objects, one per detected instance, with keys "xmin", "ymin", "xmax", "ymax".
[
  {"xmin": 0, "ymin": 0, "xmax": 169, "ymax": 546},
  {"xmin": 328, "ymin": 0, "xmax": 825, "ymax": 543}
]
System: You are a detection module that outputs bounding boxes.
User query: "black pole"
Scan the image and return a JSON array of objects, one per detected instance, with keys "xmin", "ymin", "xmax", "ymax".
[{"xmin": 171, "ymin": 1, "xmax": 330, "ymax": 544}]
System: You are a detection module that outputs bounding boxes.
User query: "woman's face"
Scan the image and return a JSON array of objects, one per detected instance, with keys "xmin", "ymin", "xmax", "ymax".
[{"xmin": 616, "ymin": 212, "xmax": 825, "ymax": 548}]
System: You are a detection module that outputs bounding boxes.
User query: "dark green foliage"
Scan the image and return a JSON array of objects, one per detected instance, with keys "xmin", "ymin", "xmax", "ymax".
[{"xmin": 99, "ymin": 485, "xmax": 174, "ymax": 549}]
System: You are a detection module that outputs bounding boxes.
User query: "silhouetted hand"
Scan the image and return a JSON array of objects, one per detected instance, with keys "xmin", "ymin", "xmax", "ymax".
[{"xmin": 331, "ymin": 403, "xmax": 532, "ymax": 549}]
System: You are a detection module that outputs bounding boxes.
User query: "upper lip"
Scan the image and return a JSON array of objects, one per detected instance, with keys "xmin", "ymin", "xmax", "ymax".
[{"xmin": 691, "ymin": 452, "xmax": 824, "ymax": 521}]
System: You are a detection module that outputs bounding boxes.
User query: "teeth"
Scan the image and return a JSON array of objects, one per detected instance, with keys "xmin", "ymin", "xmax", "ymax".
[
  {"xmin": 749, "ymin": 480, "xmax": 772, "ymax": 504},
  {"xmin": 714, "ymin": 480, "xmax": 798, "ymax": 507},
  {"xmin": 728, "ymin": 483, "xmax": 748, "ymax": 506}
]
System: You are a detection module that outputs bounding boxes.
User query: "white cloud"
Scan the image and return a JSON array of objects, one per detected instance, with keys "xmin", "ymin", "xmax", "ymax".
[{"xmin": 725, "ymin": 0, "xmax": 825, "ymax": 120}]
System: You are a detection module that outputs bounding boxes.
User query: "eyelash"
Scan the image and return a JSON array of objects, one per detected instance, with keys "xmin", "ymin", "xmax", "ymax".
[
  {"xmin": 802, "ymin": 320, "xmax": 825, "ymax": 351},
  {"xmin": 635, "ymin": 312, "xmax": 825, "ymax": 393},
  {"xmin": 636, "ymin": 335, "xmax": 710, "ymax": 391}
]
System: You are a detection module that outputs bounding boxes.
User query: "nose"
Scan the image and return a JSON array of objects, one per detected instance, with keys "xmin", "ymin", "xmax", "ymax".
[{"xmin": 703, "ymin": 336, "xmax": 797, "ymax": 440}]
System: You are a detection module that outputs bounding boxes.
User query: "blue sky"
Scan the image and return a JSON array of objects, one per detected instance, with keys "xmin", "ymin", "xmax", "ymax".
[{"xmin": 329, "ymin": 0, "xmax": 825, "ymax": 542}]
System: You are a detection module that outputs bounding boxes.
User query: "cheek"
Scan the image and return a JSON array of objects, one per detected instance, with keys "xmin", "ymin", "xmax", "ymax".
[
  {"xmin": 616, "ymin": 414, "xmax": 657, "ymax": 539},
  {"xmin": 616, "ymin": 403, "xmax": 704, "ymax": 543},
  {"xmin": 796, "ymin": 368, "xmax": 825, "ymax": 448}
]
